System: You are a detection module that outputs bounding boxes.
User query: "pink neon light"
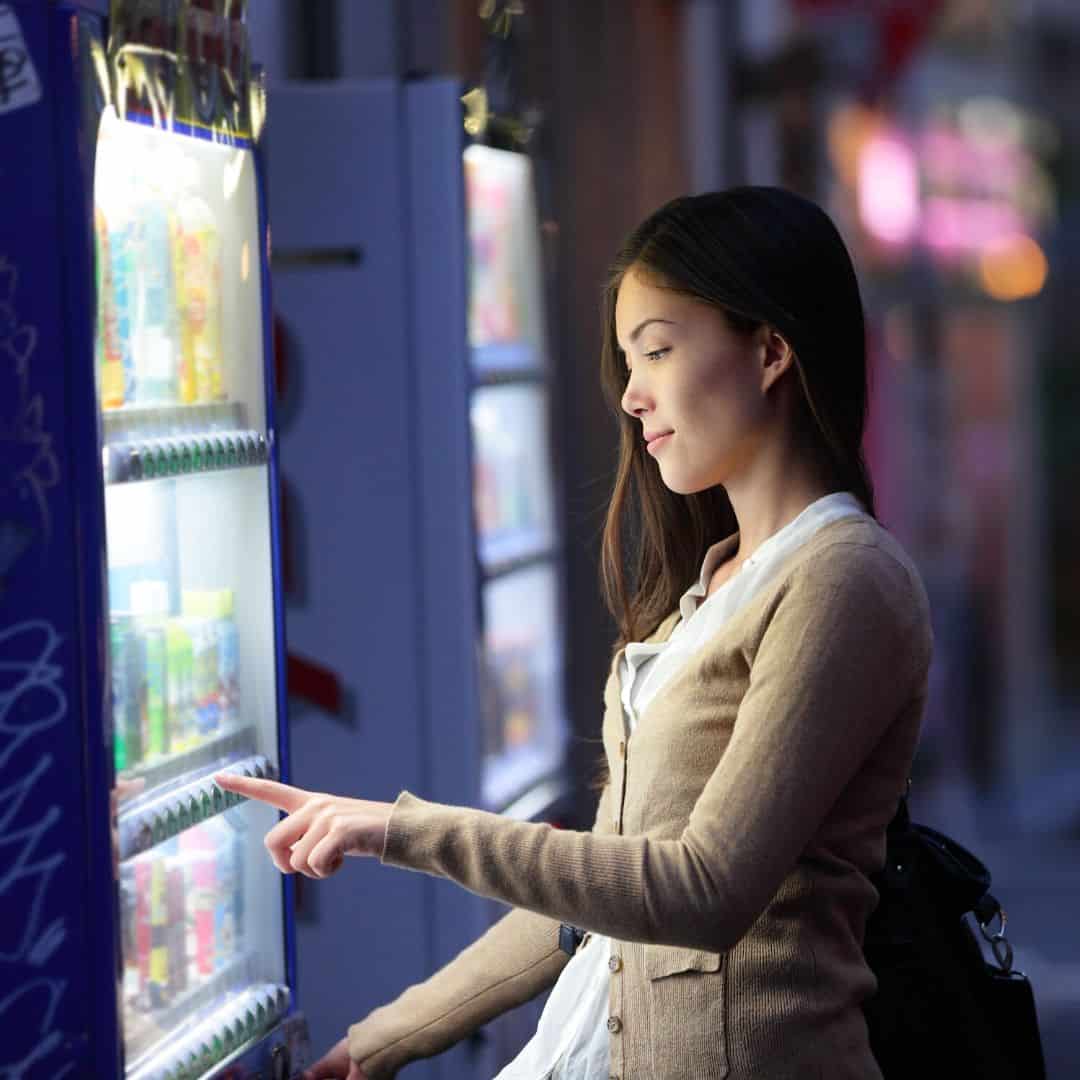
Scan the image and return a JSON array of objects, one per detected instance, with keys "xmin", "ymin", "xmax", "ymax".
[{"xmin": 857, "ymin": 133, "xmax": 920, "ymax": 246}]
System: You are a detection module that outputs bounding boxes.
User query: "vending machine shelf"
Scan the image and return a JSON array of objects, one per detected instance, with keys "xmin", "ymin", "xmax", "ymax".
[
  {"xmin": 118, "ymin": 754, "xmax": 275, "ymax": 861},
  {"xmin": 103, "ymin": 401, "xmax": 250, "ymax": 442},
  {"xmin": 121, "ymin": 723, "xmax": 258, "ymax": 793},
  {"xmin": 470, "ymin": 341, "xmax": 544, "ymax": 381},
  {"xmin": 127, "ymin": 976, "xmax": 290, "ymax": 1080},
  {"xmin": 479, "ymin": 532, "xmax": 559, "ymax": 579},
  {"xmin": 104, "ymin": 428, "xmax": 268, "ymax": 484}
]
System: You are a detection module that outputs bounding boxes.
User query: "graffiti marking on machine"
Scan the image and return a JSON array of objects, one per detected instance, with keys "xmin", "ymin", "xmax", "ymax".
[
  {"xmin": 0, "ymin": 5, "xmax": 42, "ymax": 116},
  {"xmin": 0, "ymin": 619, "xmax": 72, "ymax": 1079}
]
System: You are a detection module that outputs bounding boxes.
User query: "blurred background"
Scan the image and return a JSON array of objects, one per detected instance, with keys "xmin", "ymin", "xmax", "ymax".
[{"xmin": 252, "ymin": 0, "xmax": 1080, "ymax": 1074}]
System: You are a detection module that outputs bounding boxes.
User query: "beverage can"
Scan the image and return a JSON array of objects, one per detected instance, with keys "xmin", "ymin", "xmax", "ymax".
[
  {"xmin": 166, "ymin": 862, "xmax": 188, "ymax": 997},
  {"xmin": 165, "ymin": 619, "xmax": 196, "ymax": 751},
  {"xmin": 212, "ymin": 817, "xmax": 241, "ymax": 969},
  {"xmin": 133, "ymin": 857, "xmax": 152, "ymax": 1006},
  {"xmin": 148, "ymin": 855, "xmax": 169, "ymax": 1009},
  {"xmin": 180, "ymin": 827, "xmax": 217, "ymax": 977},
  {"xmin": 111, "ymin": 615, "xmax": 145, "ymax": 772},
  {"xmin": 119, "ymin": 862, "xmax": 139, "ymax": 1005},
  {"xmin": 143, "ymin": 625, "xmax": 169, "ymax": 758},
  {"xmin": 214, "ymin": 590, "xmax": 238, "ymax": 727}
]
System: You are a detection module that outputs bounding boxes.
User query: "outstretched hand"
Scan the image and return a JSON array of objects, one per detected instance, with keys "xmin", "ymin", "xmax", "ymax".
[
  {"xmin": 213, "ymin": 773, "xmax": 393, "ymax": 879},
  {"xmin": 303, "ymin": 1036, "xmax": 368, "ymax": 1079}
]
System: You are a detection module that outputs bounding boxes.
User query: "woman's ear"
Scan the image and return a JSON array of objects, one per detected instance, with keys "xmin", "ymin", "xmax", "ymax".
[{"xmin": 760, "ymin": 329, "xmax": 796, "ymax": 393}]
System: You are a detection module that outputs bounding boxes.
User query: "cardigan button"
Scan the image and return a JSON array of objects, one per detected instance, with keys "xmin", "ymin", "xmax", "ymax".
[
  {"xmin": 618, "ymin": 739, "xmax": 626, "ymax": 758},
  {"xmin": 607, "ymin": 1016, "xmax": 622, "ymax": 1034},
  {"xmin": 608, "ymin": 954, "xmax": 622, "ymax": 973}
]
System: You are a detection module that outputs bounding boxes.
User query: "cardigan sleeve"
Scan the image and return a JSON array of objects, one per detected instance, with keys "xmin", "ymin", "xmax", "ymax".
[
  {"xmin": 346, "ymin": 781, "xmax": 617, "ymax": 1077},
  {"xmin": 379, "ymin": 545, "xmax": 932, "ymax": 955}
]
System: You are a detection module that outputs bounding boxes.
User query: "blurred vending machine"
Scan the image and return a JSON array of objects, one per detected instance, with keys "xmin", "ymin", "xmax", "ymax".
[
  {"xmin": 267, "ymin": 80, "xmax": 569, "ymax": 1075},
  {"xmin": 0, "ymin": 2, "xmax": 307, "ymax": 1077}
]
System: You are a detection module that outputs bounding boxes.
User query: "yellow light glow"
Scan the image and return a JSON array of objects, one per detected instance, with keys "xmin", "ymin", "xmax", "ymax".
[
  {"xmin": 978, "ymin": 234, "xmax": 1048, "ymax": 301},
  {"xmin": 240, "ymin": 241, "xmax": 250, "ymax": 283},
  {"xmin": 827, "ymin": 103, "xmax": 882, "ymax": 189}
]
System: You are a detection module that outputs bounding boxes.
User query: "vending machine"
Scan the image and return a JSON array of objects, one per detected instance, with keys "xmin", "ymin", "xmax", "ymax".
[
  {"xmin": 0, "ymin": 2, "xmax": 307, "ymax": 1077},
  {"xmin": 266, "ymin": 80, "xmax": 570, "ymax": 1074}
]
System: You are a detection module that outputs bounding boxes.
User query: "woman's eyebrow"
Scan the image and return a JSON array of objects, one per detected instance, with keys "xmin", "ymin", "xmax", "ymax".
[{"xmin": 628, "ymin": 317, "xmax": 677, "ymax": 343}]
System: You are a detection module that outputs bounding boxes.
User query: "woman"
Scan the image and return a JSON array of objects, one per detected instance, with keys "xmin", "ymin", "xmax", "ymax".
[{"xmin": 218, "ymin": 186, "xmax": 933, "ymax": 1079}]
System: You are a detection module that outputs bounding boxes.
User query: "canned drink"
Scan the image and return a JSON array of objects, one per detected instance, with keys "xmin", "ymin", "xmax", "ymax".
[
  {"xmin": 166, "ymin": 863, "xmax": 188, "ymax": 996},
  {"xmin": 142, "ymin": 625, "xmax": 169, "ymax": 758},
  {"xmin": 215, "ymin": 616, "xmax": 238, "ymax": 728},
  {"xmin": 110, "ymin": 615, "xmax": 140, "ymax": 771},
  {"xmin": 119, "ymin": 862, "xmax": 139, "ymax": 1004},
  {"xmin": 213, "ymin": 817, "xmax": 241, "ymax": 968},
  {"xmin": 191, "ymin": 617, "xmax": 221, "ymax": 736},
  {"xmin": 181, "ymin": 827, "xmax": 217, "ymax": 977},
  {"xmin": 148, "ymin": 855, "xmax": 169, "ymax": 1009},
  {"xmin": 165, "ymin": 619, "xmax": 195, "ymax": 751},
  {"xmin": 133, "ymin": 857, "xmax": 152, "ymax": 1006}
]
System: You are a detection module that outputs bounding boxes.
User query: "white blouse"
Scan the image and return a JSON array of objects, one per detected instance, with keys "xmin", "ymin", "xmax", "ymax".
[{"xmin": 493, "ymin": 492, "xmax": 869, "ymax": 1080}]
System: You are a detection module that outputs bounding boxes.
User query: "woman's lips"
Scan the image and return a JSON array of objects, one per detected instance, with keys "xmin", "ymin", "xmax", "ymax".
[{"xmin": 646, "ymin": 432, "xmax": 673, "ymax": 455}]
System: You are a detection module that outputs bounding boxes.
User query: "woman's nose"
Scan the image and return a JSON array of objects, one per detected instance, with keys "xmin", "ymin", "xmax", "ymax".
[{"xmin": 621, "ymin": 371, "xmax": 651, "ymax": 418}]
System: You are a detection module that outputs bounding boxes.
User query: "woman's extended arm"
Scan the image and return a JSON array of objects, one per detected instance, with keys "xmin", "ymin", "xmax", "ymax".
[
  {"xmin": 366, "ymin": 550, "xmax": 930, "ymax": 954},
  {"xmin": 221, "ymin": 547, "xmax": 929, "ymax": 961}
]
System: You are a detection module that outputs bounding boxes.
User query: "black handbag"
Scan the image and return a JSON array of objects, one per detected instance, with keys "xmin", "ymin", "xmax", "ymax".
[{"xmin": 863, "ymin": 786, "xmax": 1047, "ymax": 1079}]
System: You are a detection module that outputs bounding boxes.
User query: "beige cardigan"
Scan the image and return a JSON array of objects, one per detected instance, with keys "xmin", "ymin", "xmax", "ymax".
[{"xmin": 348, "ymin": 516, "xmax": 933, "ymax": 1079}]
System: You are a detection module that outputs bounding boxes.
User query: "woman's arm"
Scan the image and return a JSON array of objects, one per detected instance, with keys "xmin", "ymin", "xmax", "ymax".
[
  {"xmin": 375, "ymin": 548, "xmax": 931, "ymax": 954},
  {"xmin": 347, "ymin": 780, "xmax": 618, "ymax": 1078}
]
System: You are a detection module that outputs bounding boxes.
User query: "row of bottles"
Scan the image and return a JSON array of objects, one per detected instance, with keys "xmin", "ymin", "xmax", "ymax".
[
  {"xmin": 95, "ymin": 146, "xmax": 226, "ymax": 410},
  {"xmin": 112, "ymin": 583, "xmax": 240, "ymax": 774},
  {"xmin": 121, "ymin": 816, "xmax": 245, "ymax": 1020}
]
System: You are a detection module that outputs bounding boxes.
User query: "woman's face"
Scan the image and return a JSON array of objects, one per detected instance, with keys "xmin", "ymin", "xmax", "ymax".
[{"xmin": 616, "ymin": 267, "xmax": 776, "ymax": 495}]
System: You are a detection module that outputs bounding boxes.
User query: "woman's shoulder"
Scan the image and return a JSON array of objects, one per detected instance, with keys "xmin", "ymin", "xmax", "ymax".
[{"xmin": 779, "ymin": 514, "xmax": 931, "ymax": 631}]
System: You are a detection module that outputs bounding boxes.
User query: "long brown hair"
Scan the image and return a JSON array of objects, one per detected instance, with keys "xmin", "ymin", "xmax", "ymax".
[{"xmin": 600, "ymin": 187, "xmax": 876, "ymax": 648}]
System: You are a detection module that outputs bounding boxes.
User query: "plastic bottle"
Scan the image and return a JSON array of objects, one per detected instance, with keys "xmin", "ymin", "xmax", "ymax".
[
  {"xmin": 94, "ymin": 207, "xmax": 126, "ymax": 409},
  {"xmin": 131, "ymin": 169, "xmax": 179, "ymax": 405},
  {"xmin": 97, "ymin": 155, "xmax": 138, "ymax": 404},
  {"xmin": 174, "ymin": 159, "xmax": 225, "ymax": 403},
  {"xmin": 131, "ymin": 580, "xmax": 171, "ymax": 759},
  {"xmin": 212, "ymin": 589, "xmax": 239, "ymax": 727}
]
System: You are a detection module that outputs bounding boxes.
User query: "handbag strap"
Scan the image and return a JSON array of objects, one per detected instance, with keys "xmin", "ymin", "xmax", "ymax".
[{"xmin": 893, "ymin": 778, "xmax": 1014, "ymax": 974}]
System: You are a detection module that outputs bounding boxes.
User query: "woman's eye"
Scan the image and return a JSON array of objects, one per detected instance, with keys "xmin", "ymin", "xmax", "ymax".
[{"xmin": 644, "ymin": 347, "xmax": 670, "ymax": 362}]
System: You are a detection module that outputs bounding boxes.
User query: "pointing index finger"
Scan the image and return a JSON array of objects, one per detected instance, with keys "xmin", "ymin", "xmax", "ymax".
[{"xmin": 214, "ymin": 772, "xmax": 310, "ymax": 813}]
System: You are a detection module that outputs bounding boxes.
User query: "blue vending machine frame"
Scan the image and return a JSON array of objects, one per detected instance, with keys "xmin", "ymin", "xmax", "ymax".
[{"xmin": 0, "ymin": 2, "xmax": 304, "ymax": 1076}]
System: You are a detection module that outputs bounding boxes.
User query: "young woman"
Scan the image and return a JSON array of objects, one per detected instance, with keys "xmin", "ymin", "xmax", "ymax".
[{"xmin": 218, "ymin": 186, "xmax": 933, "ymax": 1080}]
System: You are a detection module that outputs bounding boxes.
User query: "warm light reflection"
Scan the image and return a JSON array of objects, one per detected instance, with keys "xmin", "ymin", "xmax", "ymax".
[
  {"xmin": 240, "ymin": 241, "xmax": 250, "ymax": 283},
  {"xmin": 978, "ymin": 234, "xmax": 1048, "ymax": 301},
  {"xmin": 857, "ymin": 132, "xmax": 919, "ymax": 246},
  {"xmin": 827, "ymin": 103, "xmax": 881, "ymax": 189}
]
